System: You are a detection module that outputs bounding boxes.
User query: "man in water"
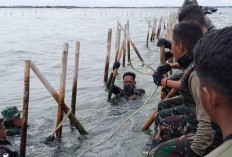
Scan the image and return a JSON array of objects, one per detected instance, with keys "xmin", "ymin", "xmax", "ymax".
[
  {"xmin": 1, "ymin": 106, "xmax": 22, "ymax": 136},
  {"xmin": 0, "ymin": 118, "xmax": 18, "ymax": 156},
  {"xmin": 195, "ymin": 27, "xmax": 232, "ymax": 157},
  {"xmin": 106, "ymin": 62, "xmax": 145, "ymax": 100}
]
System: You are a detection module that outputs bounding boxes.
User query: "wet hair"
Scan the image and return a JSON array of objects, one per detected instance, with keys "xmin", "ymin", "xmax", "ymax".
[
  {"xmin": 173, "ymin": 20, "xmax": 203, "ymax": 52},
  {"xmin": 123, "ymin": 72, "xmax": 136, "ymax": 80},
  {"xmin": 194, "ymin": 27, "xmax": 232, "ymax": 107},
  {"xmin": 179, "ymin": 4, "xmax": 206, "ymax": 27}
]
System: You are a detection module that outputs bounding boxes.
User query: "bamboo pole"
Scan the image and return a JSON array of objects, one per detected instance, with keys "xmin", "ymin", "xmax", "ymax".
[
  {"xmin": 56, "ymin": 43, "xmax": 68, "ymax": 140},
  {"xmin": 30, "ymin": 61, "xmax": 88, "ymax": 135},
  {"xmin": 151, "ymin": 17, "xmax": 156, "ymax": 41},
  {"xmin": 115, "ymin": 29, "xmax": 121, "ymax": 61},
  {"xmin": 115, "ymin": 21, "xmax": 119, "ymax": 51},
  {"xmin": 104, "ymin": 29, "xmax": 112, "ymax": 83},
  {"xmin": 71, "ymin": 42, "xmax": 80, "ymax": 124},
  {"xmin": 160, "ymin": 45, "xmax": 167, "ymax": 99},
  {"xmin": 108, "ymin": 37, "xmax": 125, "ymax": 101},
  {"xmin": 122, "ymin": 24, "xmax": 126, "ymax": 67},
  {"xmin": 157, "ymin": 17, "xmax": 162, "ymax": 38},
  {"xmin": 127, "ymin": 20, "xmax": 131, "ymax": 63},
  {"xmin": 118, "ymin": 22, "xmax": 144, "ymax": 62},
  {"xmin": 141, "ymin": 88, "xmax": 177, "ymax": 131},
  {"xmin": 146, "ymin": 20, "xmax": 150, "ymax": 47},
  {"xmin": 145, "ymin": 18, "xmax": 159, "ymax": 39},
  {"xmin": 20, "ymin": 60, "xmax": 30, "ymax": 157}
]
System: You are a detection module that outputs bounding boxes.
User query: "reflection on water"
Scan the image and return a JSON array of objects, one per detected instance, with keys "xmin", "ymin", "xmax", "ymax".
[{"xmin": 0, "ymin": 8, "xmax": 231, "ymax": 157}]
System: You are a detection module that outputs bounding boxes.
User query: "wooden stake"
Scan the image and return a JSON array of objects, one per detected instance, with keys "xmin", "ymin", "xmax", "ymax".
[
  {"xmin": 108, "ymin": 37, "xmax": 125, "ymax": 101},
  {"xmin": 104, "ymin": 29, "xmax": 112, "ymax": 83},
  {"xmin": 115, "ymin": 21, "xmax": 119, "ymax": 51},
  {"xmin": 30, "ymin": 62, "xmax": 88, "ymax": 135},
  {"xmin": 56, "ymin": 43, "xmax": 68, "ymax": 140},
  {"xmin": 157, "ymin": 17, "xmax": 162, "ymax": 38},
  {"xmin": 146, "ymin": 20, "xmax": 150, "ymax": 47},
  {"xmin": 122, "ymin": 24, "xmax": 126, "ymax": 67},
  {"xmin": 115, "ymin": 29, "xmax": 121, "ymax": 61},
  {"xmin": 118, "ymin": 22, "xmax": 144, "ymax": 62},
  {"xmin": 130, "ymin": 39, "xmax": 144, "ymax": 62},
  {"xmin": 160, "ymin": 45, "xmax": 167, "ymax": 99},
  {"xmin": 20, "ymin": 61, "xmax": 30, "ymax": 157},
  {"xmin": 127, "ymin": 20, "xmax": 131, "ymax": 63},
  {"xmin": 71, "ymin": 42, "xmax": 80, "ymax": 124}
]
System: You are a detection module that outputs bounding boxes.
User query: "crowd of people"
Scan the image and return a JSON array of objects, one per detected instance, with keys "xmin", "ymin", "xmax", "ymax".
[
  {"xmin": 107, "ymin": 1, "xmax": 232, "ymax": 157},
  {"xmin": 2, "ymin": 1, "xmax": 231, "ymax": 157}
]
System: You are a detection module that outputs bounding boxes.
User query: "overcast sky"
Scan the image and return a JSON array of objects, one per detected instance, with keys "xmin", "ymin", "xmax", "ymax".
[{"xmin": 0, "ymin": 0, "xmax": 232, "ymax": 7}]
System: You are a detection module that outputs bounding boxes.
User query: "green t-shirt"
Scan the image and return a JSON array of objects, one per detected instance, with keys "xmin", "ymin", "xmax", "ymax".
[{"xmin": 206, "ymin": 139, "xmax": 232, "ymax": 157}]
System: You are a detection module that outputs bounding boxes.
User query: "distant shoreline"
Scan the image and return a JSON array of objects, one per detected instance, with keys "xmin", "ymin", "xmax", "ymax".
[{"xmin": 0, "ymin": 6, "xmax": 231, "ymax": 9}]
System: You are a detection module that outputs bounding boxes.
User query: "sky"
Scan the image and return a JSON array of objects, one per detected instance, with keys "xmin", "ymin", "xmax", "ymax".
[{"xmin": 0, "ymin": 0, "xmax": 232, "ymax": 7}]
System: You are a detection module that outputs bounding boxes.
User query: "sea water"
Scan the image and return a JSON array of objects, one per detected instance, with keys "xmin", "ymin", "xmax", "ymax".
[{"xmin": 0, "ymin": 8, "xmax": 231, "ymax": 157}]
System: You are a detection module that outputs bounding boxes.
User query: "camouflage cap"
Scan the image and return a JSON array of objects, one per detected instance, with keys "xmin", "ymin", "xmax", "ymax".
[{"xmin": 1, "ymin": 106, "xmax": 21, "ymax": 122}]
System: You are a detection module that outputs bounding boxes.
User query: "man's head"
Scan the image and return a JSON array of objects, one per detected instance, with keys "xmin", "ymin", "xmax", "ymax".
[
  {"xmin": 179, "ymin": 4, "xmax": 206, "ymax": 32},
  {"xmin": 0, "ymin": 118, "xmax": 7, "ymax": 140},
  {"xmin": 195, "ymin": 27, "xmax": 232, "ymax": 122},
  {"xmin": 1, "ymin": 106, "xmax": 22, "ymax": 128},
  {"xmin": 123, "ymin": 72, "xmax": 136, "ymax": 88},
  {"xmin": 171, "ymin": 20, "xmax": 203, "ymax": 60}
]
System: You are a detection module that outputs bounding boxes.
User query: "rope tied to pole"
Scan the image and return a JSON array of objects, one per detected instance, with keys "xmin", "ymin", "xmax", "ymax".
[
  {"xmin": 77, "ymin": 86, "xmax": 158, "ymax": 157},
  {"xmin": 45, "ymin": 108, "xmax": 72, "ymax": 143}
]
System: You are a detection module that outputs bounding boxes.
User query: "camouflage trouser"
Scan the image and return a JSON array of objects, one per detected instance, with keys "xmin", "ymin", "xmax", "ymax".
[
  {"xmin": 155, "ymin": 96, "xmax": 184, "ymax": 127},
  {"xmin": 149, "ymin": 133, "xmax": 195, "ymax": 157},
  {"xmin": 150, "ymin": 115, "xmax": 192, "ymax": 150}
]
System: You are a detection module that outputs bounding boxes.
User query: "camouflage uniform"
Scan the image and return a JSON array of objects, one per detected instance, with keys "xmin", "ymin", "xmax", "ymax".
[
  {"xmin": 1, "ymin": 106, "xmax": 22, "ymax": 136},
  {"xmin": 149, "ymin": 133, "xmax": 194, "ymax": 157},
  {"xmin": 149, "ymin": 65, "xmax": 223, "ymax": 157},
  {"xmin": 154, "ymin": 96, "xmax": 184, "ymax": 127}
]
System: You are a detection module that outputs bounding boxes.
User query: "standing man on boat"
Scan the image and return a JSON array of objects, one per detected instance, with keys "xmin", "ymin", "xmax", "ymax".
[
  {"xmin": 106, "ymin": 62, "xmax": 145, "ymax": 100},
  {"xmin": 195, "ymin": 27, "xmax": 232, "ymax": 157}
]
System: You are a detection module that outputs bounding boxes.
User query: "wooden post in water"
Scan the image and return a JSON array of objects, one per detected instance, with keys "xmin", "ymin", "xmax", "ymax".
[
  {"xmin": 104, "ymin": 29, "xmax": 112, "ymax": 83},
  {"xmin": 157, "ymin": 17, "xmax": 162, "ymax": 38},
  {"xmin": 56, "ymin": 43, "xmax": 68, "ymax": 140},
  {"xmin": 130, "ymin": 39, "xmax": 144, "ymax": 62},
  {"xmin": 118, "ymin": 22, "xmax": 144, "ymax": 63},
  {"xmin": 71, "ymin": 42, "xmax": 80, "ymax": 124},
  {"xmin": 30, "ymin": 62, "xmax": 88, "ymax": 135},
  {"xmin": 108, "ymin": 37, "xmax": 125, "ymax": 101},
  {"xmin": 122, "ymin": 24, "xmax": 126, "ymax": 67},
  {"xmin": 151, "ymin": 17, "xmax": 156, "ymax": 41},
  {"xmin": 127, "ymin": 20, "xmax": 131, "ymax": 63},
  {"xmin": 160, "ymin": 45, "xmax": 167, "ymax": 99},
  {"xmin": 146, "ymin": 20, "xmax": 150, "ymax": 47},
  {"xmin": 20, "ymin": 61, "xmax": 30, "ymax": 157},
  {"xmin": 115, "ymin": 21, "xmax": 119, "ymax": 51},
  {"xmin": 115, "ymin": 29, "xmax": 121, "ymax": 61}
]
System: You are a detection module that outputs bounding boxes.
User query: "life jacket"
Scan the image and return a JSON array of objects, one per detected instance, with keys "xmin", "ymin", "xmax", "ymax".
[{"xmin": 179, "ymin": 64, "xmax": 198, "ymax": 132}]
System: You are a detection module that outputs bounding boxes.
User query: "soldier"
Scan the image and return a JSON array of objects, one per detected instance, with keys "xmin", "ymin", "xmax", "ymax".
[
  {"xmin": 1, "ymin": 106, "xmax": 22, "ymax": 136},
  {"xmin": 195, "ymin": 27, "xmax": 232, "ymax": 156},
  {"xmin": 154, "ymin": 4, "xmax": 209, "ymax": 128},
  {"xmin": 148, "ymin": 6, "xmax": 223, "ymax": 157},
  {"xmin": 106, "ymin": 62, "xmax": 145, "ymax": 100},
  {"xmin": 149, "ymin": 20, "xmax": 203, "ymax": 152},
  {"xmin": 0, "ymin": 118, "xmax": 18, "ymax": 156}
]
